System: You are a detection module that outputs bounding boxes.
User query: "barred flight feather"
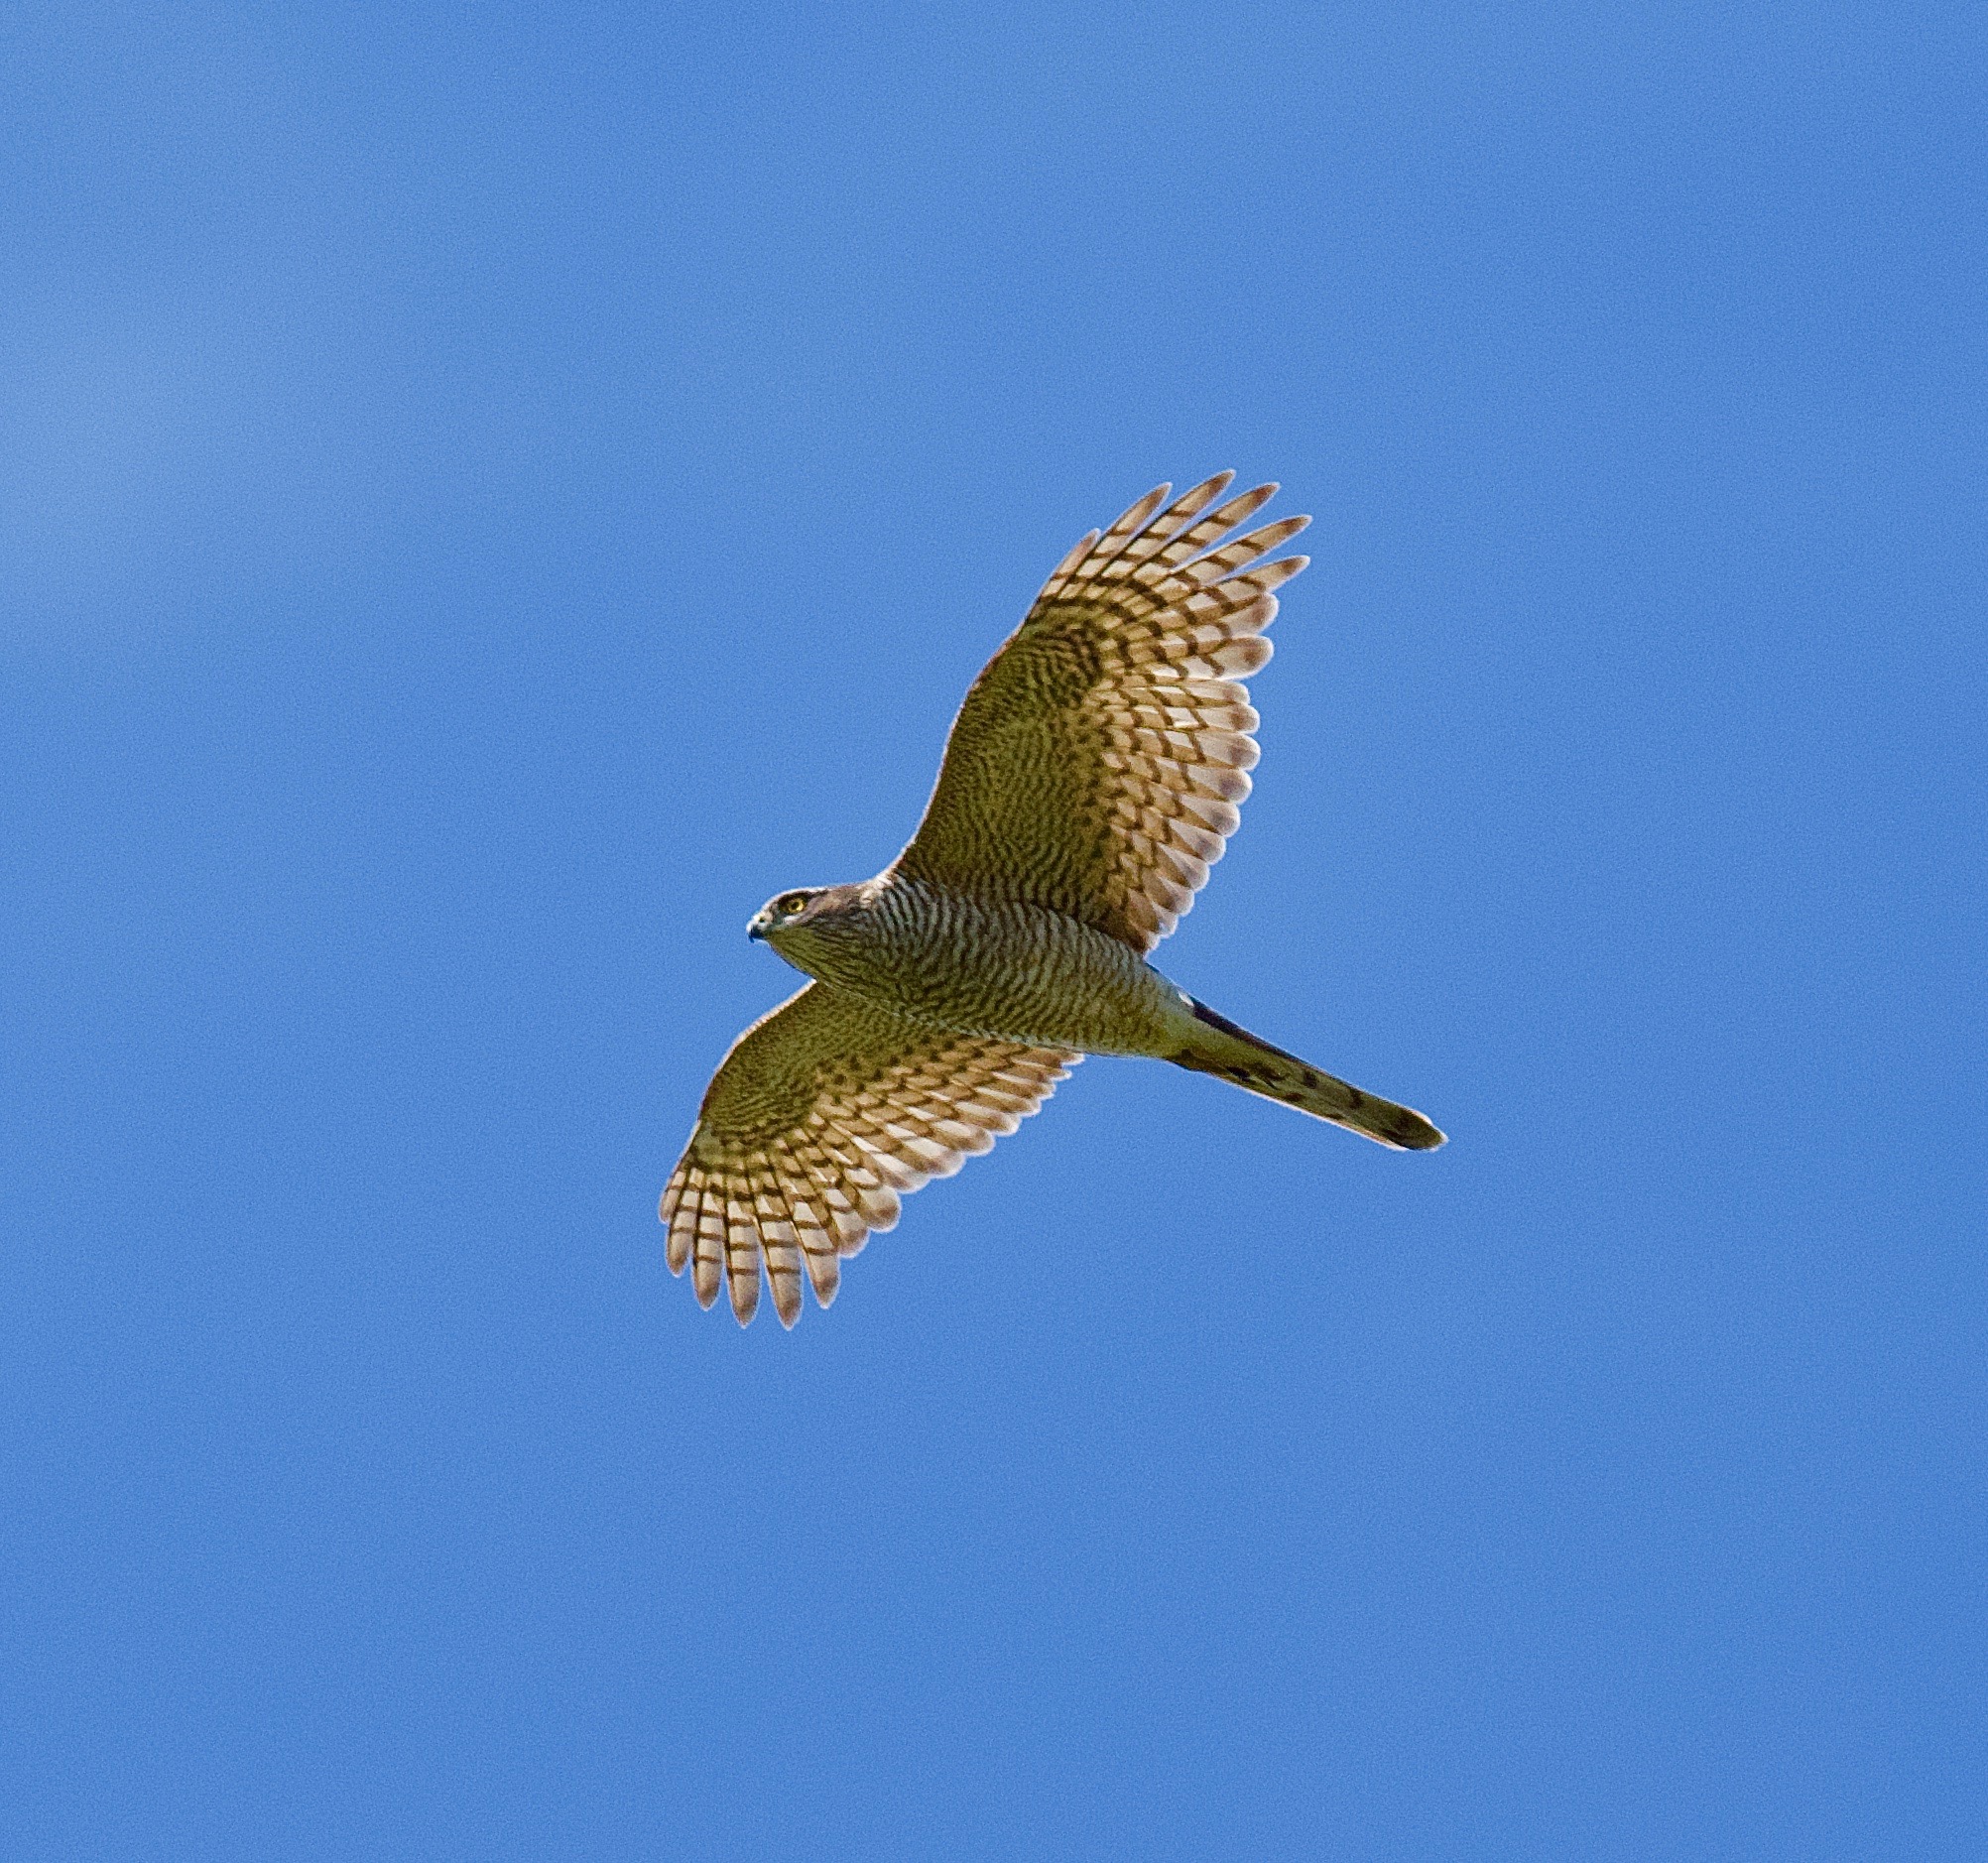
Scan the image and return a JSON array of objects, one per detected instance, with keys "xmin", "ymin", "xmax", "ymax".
[
  {"xmin": 895, "ymin": 476, "xmax": 1307, "ymax": 951},
  {"xmin": 661, "ymin": 982, "xmax": 1073, "ymax": 1326}
]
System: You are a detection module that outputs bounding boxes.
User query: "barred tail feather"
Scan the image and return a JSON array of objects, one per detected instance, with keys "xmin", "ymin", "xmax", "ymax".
[{"xmin": 1173, "ymin": 1000, "xmax": 1445, "ymax": 1152}]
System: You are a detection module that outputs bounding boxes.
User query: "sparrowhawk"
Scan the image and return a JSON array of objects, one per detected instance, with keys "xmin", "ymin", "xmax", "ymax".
[{"xmin": 662, "ymin": 474, "xmax": 1444, "ymax": 1325}]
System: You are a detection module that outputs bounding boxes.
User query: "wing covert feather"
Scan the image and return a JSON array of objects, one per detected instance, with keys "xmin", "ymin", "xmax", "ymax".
[
  {"xmin": 893, "ymin": 475, "xmax": 1308, "ymax": 950},
  {"xmin": 662, "ymin": 983, "xmax": 1074, "ymax": 1326}
]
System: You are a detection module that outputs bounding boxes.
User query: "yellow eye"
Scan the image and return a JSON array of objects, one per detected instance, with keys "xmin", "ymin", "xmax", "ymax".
[{"xmin": 782, "ymin": 894, "xmax": 809, "ymax": 916}]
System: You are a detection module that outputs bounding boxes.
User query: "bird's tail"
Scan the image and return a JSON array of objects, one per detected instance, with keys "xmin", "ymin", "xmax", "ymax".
[{"xmin": 1171, "ymin": 999, "xmax": 1445, "ymax": 1151}]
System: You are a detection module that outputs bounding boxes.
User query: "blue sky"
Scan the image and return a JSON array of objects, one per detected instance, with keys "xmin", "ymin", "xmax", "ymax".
[{"xmin": 4, "ymin": 3, "xmax": 1983, "ymax": 1857}]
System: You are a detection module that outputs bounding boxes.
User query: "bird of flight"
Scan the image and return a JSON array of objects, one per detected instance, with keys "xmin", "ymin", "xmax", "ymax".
[{"xmin": 663, "ymin": 474, "xmax": 1444, "ymax": 1326}]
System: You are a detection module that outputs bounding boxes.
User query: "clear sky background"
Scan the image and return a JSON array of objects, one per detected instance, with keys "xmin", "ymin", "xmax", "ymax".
[{"xmin": 4, "ymin": 4, "xmax": 1983, "ymax": 1858}]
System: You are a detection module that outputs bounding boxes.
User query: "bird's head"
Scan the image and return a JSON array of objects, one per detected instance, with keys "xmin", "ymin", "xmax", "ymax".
[
  {"xmin": 747, "ymin": 888, "xmax": 826, "ymax": 943},
  {"xmin": 747, "ymin": 885, "xmax": 876, "ymax": 979}
]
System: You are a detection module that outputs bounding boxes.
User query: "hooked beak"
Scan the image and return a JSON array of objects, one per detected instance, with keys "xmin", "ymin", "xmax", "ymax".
[{"xmin": 747, "ymin": 915, "xmax": 768, "ymax": 941}]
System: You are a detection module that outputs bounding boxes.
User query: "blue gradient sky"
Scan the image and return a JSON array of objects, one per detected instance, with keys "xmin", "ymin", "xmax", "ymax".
[{"xmin": 5, "ymin": 4, "xmax": 1983, "ymax": 1858}]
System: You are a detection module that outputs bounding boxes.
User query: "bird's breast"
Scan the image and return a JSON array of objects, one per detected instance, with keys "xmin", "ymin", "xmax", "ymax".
[{"xmin": 792, "ymin": 883, "xmax": 1181, "ymax": 1056}]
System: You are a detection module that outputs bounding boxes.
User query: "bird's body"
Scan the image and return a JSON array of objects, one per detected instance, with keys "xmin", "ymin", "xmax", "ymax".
[
  {"xmin": 761, "ymin": 876, "xmax": 1185, "ymax": 1056},
  {"xmin": 663, "ymin": 474, "xmax": 1444, "ymax": 1326}
]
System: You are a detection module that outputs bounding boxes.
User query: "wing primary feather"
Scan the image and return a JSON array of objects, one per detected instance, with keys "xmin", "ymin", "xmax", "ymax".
[
  {"xmin": 1092, "ymin": 484, "xmax": 1173, "ymax": 565},
  {"xmin": 744, "ymin": 1167, "xmax": 806, "ymax": 1328},
  {"xmin": 724, "ymin": 1187, "xmax": 763, "ymax": 1326},
  {"xmin": 691, "ymin": 1182, "xmax": 724, "ymax": 1308},
  {"xmin": 661, "ymin": 1165, "xmax": 691, "ymax": 1272},
  {"xmin": 1184, "ymin": 516, "xmax": 1311, "ymax": 585},
  {"xmin": 1143, "ymin": 483, "xmax": 1280, "ymax": 576},
  {"xmin": 1038, "ymin": 528, "xmax": 1102, "ymax": 604},
  {"xmin": 1106, "ymin": 473, "xmax": 1236, "ymax": 575}
]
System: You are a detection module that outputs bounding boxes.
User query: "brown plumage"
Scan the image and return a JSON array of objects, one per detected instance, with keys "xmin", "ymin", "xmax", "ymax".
[{"xmin": 664, "ymin": 474, "xmax": 1444, "ymax": 1326}]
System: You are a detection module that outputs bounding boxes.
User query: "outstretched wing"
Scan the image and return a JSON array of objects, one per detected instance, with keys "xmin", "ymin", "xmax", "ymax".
[
  {"xmin": 893, "ymin": 474, "xmax": 1308, "ymax": 951},
  {"xmin": 661, "ymin": 983, "xmax": 1075, "ymax": 1326}
]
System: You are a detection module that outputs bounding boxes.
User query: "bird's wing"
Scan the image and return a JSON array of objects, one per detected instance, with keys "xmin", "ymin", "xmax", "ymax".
[
  {"xmin": 893, "ymin": 474, "xmax": 1308, "ymax": 952},
  {"xmin": 662, "ymin": 982, "xmax": 1076, "ymax": 1326}
]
